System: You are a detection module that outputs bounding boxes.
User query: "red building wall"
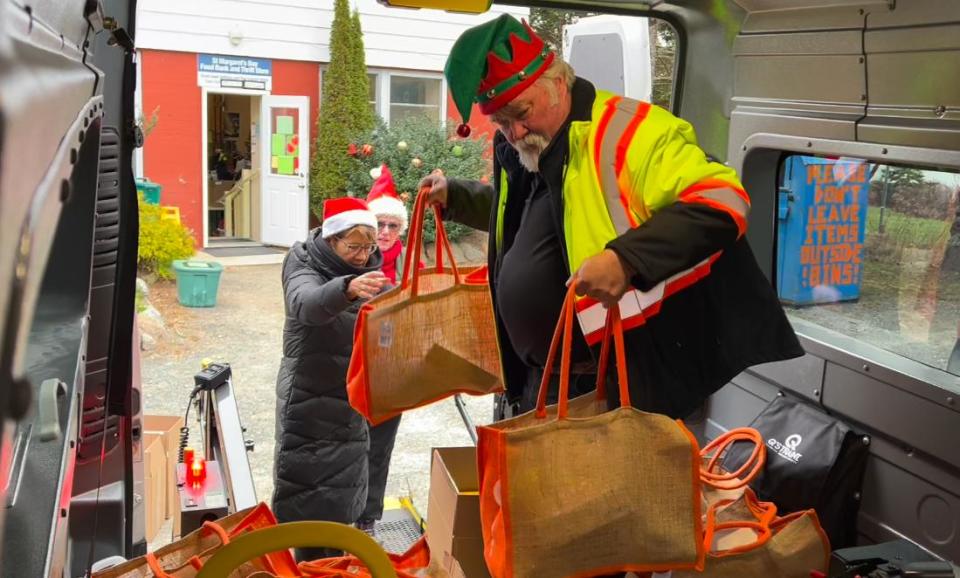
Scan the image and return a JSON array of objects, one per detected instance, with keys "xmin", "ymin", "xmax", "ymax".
[
  {"xmin": 141, "ymin": 50, "xmax": 204, "ymax": 242},
  {"xmin": 140, "ymin": 50, "xmax": 320, "ymax": 246}
]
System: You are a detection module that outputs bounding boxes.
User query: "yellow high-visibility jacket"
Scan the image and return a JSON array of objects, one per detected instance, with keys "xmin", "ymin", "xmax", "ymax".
[{"xmin": 446, "ymin": 78, "xmax": 801, "ymax": 417}]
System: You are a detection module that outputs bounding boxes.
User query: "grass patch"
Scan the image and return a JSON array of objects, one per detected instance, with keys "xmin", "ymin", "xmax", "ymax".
[{"xmin": 866, "ymin": 207, "xmax": 950, "ymax": 249}]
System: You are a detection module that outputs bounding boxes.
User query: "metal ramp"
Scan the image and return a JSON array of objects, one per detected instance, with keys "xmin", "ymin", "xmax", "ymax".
[{"xmin": 374, "ymin": 497, "xmax": 424, "ymax": 555}]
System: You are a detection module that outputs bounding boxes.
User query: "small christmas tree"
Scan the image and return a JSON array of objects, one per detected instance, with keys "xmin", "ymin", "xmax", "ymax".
[
  {"xmin": 345, "ymin": 116, "xmax": 490, "ymax": 243},
  {"xmin": 310, "ymin": 0, "xmax": 375, "ymax": 216}
]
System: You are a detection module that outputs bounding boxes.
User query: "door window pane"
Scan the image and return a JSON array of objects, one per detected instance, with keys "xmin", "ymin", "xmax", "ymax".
[
  {"xmin": 269, "ymin": 107, "xmax": 300, "ymax": 176},
  {"xmin": 776, "ymin": 155, "xmax": 960, "ymax": 374},
  {"xmin": 389, "ymin": 76, "xmax": 441, "ymax": 122}
]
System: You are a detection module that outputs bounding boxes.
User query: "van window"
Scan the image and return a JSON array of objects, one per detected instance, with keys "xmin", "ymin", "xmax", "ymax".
[{"xmin": 775, "ymin": 155, "xmax": 960, "ymax": 375}]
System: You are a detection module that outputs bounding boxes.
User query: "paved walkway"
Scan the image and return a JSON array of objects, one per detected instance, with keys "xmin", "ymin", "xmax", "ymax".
[{"xmin": 191, "ymin": 249, "xmax": 286, "ymax": 267}]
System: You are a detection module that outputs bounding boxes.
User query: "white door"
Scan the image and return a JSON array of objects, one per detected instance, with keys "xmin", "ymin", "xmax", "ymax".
[{"xmin": 260, "ymin": 95, "xmax": 309, "ymax": 247}]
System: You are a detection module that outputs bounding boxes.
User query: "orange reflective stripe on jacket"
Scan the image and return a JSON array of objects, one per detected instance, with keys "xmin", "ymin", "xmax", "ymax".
[{"xmin": 567, "ymin": 91, "xmax": 749, "ymax": 344}]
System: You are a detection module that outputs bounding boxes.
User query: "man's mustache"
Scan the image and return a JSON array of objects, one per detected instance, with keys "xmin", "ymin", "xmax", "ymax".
[{"xmin": 516, "ymin": 133, "xmax": 549, "ymax": 150}]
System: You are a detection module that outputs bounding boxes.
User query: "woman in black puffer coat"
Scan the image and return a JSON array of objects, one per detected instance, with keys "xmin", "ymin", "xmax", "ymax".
[{"xmin": 272, "ymin": 198, "xmax": 388, "ymax": 562}]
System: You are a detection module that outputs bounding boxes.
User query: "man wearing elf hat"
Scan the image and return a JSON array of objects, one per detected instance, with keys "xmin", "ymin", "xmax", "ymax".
[{"xmin": 421, "ymin": 14, "xmax": 803, "ymax": 419}]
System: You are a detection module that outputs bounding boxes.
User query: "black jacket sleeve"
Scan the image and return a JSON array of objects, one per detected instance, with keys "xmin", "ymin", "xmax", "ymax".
[
  {"xmin": 606, "ymin": 203, "xmax": 740, "ymax": 292},
  {"xmin": 444, "ymin": 178, "xmax": 494, "ymax": 231},
  {"xmin": 284, "ymin": 267, "xmax": 356, "ymax": 326}
]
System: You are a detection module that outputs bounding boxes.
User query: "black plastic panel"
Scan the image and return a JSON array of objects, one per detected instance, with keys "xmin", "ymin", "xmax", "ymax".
[
  {"xmin": 96, "ymin": 211, "xmax": 120, "ymax": 228},
  {"xmin": 91, "ymin": 264, "xmax": 118, "ymax": 288},
  {"xmin": 2, "ymin": 111, "xmax": 101, "ymax": 578},
  {"xmin": 93, "ymin": 237, "xmax": 120, "ymax": 255},
  {"xmin": 87, "ymin": 285, "xmax": 113, "ymax": 362},
  {"xmin": 93, "ymin": 251, "xmax": 119, "ymax": 267}
]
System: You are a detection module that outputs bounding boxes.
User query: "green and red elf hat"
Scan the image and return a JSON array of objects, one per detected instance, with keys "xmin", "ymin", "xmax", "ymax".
[{"xmin": 444, "ymin": 14, "xmax": 555, "ymax": 137}]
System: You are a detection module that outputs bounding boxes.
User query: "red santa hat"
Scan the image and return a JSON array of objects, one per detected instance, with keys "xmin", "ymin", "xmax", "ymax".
[
  {"xmin": 321, "ymin": 197, "xmax": 378, "ymax": 239},
  {"xmin": 366, "ymin": 165, "xmax": 408, "ymax": 234}
]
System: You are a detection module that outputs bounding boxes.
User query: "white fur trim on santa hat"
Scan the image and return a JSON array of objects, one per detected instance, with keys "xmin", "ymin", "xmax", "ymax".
[
  {"xmin": 367, "ymin": 196, "xmax": 409, "ymax": 233},
  {"xmin": 321, "ymin": 209, "xmax": 378, "ymax": 238}
]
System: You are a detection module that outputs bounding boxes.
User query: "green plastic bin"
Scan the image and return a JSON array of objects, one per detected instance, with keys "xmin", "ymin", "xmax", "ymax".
[
  {"xmin": 137, "ymin": 179, "xmax": 163, "ymax": 205},
  {"xmin": 173, "ymin": 260, "xmax": 223, "ymax": 307}
]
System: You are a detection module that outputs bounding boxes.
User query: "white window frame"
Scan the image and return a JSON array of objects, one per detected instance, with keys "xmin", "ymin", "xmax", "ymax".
[
  {"xmin": 320, "ymin": 67, "xmax": 448, "ymax": 125},
  {"xmin": 368, "ymin": 69, "xmax": 447, "ymax": 125},
  {"xmin": 367, "ymin": 72, "xmax": 379, "ymax": 114}
]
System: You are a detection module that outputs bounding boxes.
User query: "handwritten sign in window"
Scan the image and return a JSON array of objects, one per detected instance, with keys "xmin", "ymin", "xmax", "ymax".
[
  {"xmin": 800, "ymin": 162, "xmax": 868, "ymax": 289},
  {"xmin": 777, "ymin": 157, "xmax": 870, "ymax": 305}
]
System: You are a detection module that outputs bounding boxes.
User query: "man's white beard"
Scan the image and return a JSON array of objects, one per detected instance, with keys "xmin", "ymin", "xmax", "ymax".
[{"xmin": 514, "ymin": 133, "xmax": 550, "ymax": 173}]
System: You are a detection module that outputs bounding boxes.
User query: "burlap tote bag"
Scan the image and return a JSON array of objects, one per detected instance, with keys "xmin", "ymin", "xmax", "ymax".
[
  {"xmin": 699, "ymin": 427, "xmax": 769, "ymax": 521},
  {"xmin": 476, "ymin": 286, "xmax": 705, "ymax": 578},
  {"xmin": 348, "ymin": 192, "xmax": 504, "ymax": 425},
  {"xmin": 672, "ymin": 428, "xmax": 830, "ymax": 578},
  {"xmin": 93, "ymin": 503, "xmax": 300, "ymax": 578},
  {"xmin": 674, "ymin": 505, "xmax": 830, "ymax": 578}
]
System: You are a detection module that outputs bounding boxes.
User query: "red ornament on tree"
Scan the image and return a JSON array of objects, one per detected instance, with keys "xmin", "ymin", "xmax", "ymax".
[
  {"xmin": 361, "ymin": 144, "xmax": 374, "ymax": 157},
  {"xmin": 457, "ymin": 123, "xmax": 471, "ymax": 138},
  {"xmin": 347, "ymin": 143, "xmax": 358, "ymax": 157},
  {"xmin": 480, "ymin": 175, "xmax": 490, "ymax": 184}
]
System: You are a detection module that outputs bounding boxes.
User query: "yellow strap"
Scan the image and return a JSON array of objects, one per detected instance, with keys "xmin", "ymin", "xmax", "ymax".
[
  {"xmin": 495, "ymin": 168, "xmax": 509, "ymax": 252},
  {"xmin": 195, "ymin": 521, "xmax": 398, "ymax": 578}
]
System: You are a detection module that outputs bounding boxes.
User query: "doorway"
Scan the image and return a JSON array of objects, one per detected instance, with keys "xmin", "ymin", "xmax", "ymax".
[{"xmin": 206, "ymin": 92, "xmax": 259, "ymax": 245}]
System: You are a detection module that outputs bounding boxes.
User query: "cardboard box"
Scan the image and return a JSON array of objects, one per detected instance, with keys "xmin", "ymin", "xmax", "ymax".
[
  {"xmin": 427, "ymin": 447, "xmax": 491, "ymax": 578},
  {"xmin": 143, "ymin": 433, "xmax": 167, "ymax": 542},
  {"xmin": 143, "ymin": 415, "xmax": 184, "ymax": 537}
]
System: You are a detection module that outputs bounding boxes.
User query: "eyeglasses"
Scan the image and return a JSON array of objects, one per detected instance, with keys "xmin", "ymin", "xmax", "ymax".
[
  {"xmin": 337, "ymin": 239, "xmax": 378, "ymax": 255},
  {"xmin": 378, "ymin": 221, "xmax": 401, "ymax": 231}
]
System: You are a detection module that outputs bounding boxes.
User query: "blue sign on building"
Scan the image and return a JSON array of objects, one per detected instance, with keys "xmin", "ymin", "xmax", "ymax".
[
  {"xmin": 777, "ymin": 156, "xmax": 871, "ymax": 305},
  {"xmin": 197, "ymin": 54, "xmax": 272, "ymax": 91}
]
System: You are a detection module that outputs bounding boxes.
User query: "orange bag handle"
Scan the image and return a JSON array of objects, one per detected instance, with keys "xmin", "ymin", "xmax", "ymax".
[
  {"xmin": 143, "ymin": 521, "xmax": 233, "ymax": 577},
  {"xmin": 536, "ymin": 283, "xmax": 630, "ymax": 419},
  {"xmin": 145, "ymin": 553, "xmax": 172, "ymax": 578},
  {"xmin": 400, "ymin": 189, "xmax": 461, "ymax": 296},
  {"xmin": 399, "ymin": 189, "xmax": 425, "ymax": 289},
  {"xmin": 701, "ymin": 489, "xmax": 778, "ymax": 557},
  {"xmin": 699, "ymin": 428, "xmax": 766, "ymax": 490},
  {"xmin": 594, "ymin": 303, "xmax": 631, "ymax": 406}
]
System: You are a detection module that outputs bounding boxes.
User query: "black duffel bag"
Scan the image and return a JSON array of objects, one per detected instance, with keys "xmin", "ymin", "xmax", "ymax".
[{"xmin": 722, "ymin": 394, "xmax": 870, "ymax": 549}]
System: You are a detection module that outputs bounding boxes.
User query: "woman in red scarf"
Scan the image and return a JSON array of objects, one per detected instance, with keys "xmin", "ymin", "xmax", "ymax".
[{"xmin": 367, "ymin": 165, "xmax": 417, "ymax": 285}]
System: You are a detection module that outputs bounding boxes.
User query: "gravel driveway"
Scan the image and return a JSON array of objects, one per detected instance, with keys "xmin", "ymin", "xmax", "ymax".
[{"xmin": 140, "ymin": 262, "xmax": 492, "ymax": 525}]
